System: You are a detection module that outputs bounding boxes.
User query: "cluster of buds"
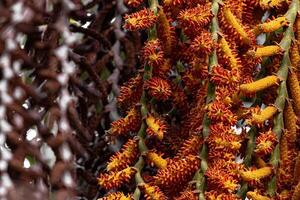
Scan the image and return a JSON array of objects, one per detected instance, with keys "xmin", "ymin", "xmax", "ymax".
[{"xmin": 99, "ymin": 0, "xmax": 300, "ymax": 199}]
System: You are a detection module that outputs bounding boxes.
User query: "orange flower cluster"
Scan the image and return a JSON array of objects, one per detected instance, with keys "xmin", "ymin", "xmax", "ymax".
[
  {"xmin": 99, "ymin": 0, "xmax": 300, "ymax": 199},
  {"xmin": 153, "ymin": 155, "xmax": 201, "ymax": 190},
  {"xmin": 109, "ymin": 107, "xmax": 141, "ymax": 136},
  {"xmin": 123, "ymin": 8, "xmax": 157, "ymax": 31},
  {"xmin": 98, "ymin": 167, "xmax": 137, "ymax": 190},
  {"xmin": 106, "ymin": 138, "xmax": 139, "ymax": 171},
  {"xmin": 254, "ymin": 130, "xmax": 278, "ymax": 157}
]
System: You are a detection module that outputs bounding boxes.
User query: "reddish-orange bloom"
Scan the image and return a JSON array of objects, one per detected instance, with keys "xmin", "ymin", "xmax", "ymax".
[
  {"xmin": 98, "ymin": 167, "xmax": 137, "ymax": 190},
  {"xmin": 207, "ymin": 124, "xmax": 242, "ymax": 160},
  {"xmin": 146, "ymin": 114, "xmax": 168, "ymax": 140},
  {"xmin": 255, "ymin": 129, "xmax": 277, "ymax": 157},
  {"xmin": 124, "ymin": 0, "xmax": 144, "ymax": 8},
  {"xmin": 141, "ymin": 39, "xmax": 164, "ymax": 67},
  {"xmin": 190, "ymin": 30, "xmax": 214, "ymax": 56},
  {"xmin": 107, "ymin": 138, "xmax": 139, "ymax": 171},
  {"xmin": 205, "ymin": 162, "xmax": 240, "ymax": 192},
  {"xmin": 109, "ymin": 107, "xmax": 141, "ymax": 136},
  {"xmin": 124, "ymin": 9, "xmax": 157, "ymax": 31},
  {"xmin": 210, "ymin": 66, "xmax": 240, "ymax": 90},
  {"xmin": 117, "ymin": 74, "xmax": 143, "ymax": 109},
  {"xmin": 154, "ymin": 155, "xmax": 200, "ymax": 190},
  {"xmin": 144, "ymin": 77, "xmax": 171, "ymax": 101},
  {"xmin": 178, "ymin": 3, "xmax": 212, "ymax": 36},
  {"xmin": 176, "ymin": 135, "xmax": 203, "ymax": 158},
  {"xmin": 207, "ymin": 101, "xmax": 238, "ymax": 125}
]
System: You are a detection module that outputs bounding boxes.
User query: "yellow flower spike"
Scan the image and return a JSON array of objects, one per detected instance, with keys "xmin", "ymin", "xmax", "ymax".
[
  {"xmin": 247, "ymin": 45, "xmax": 284, "ymax": 58},
  {"xmin": 240, "ymin": 166, "xmax": 273, "ymax": 182},
  {"xmin": 246, "ymin": 191, "xmax": 271, "ymax": 200},
  {"xmin": 157, "ymin": 9, "xmax": 176, "ymax": 56},
  {"xmin": 284, "ymin": 101, "xmax": 297, "ymax": 144},
  {"xmin": 278, "ymin": 190, "xmax": 292, "ymax": 199},
  {"xmin": 255, "ymin": 156, "xmax": 267, "ymax": 168},
  {"xmin": 240, "ymin": 75, "xmax": 279, "ymax": 94},
  {"xmin": 219, "ymin": 36, "xmax": 241, "ymax": 69},
  {"xmin": 254, "ymin": 16, "xmax": 288, "ymax": 35},
  {"xmin": 146, "ymin": 114, "xmax": 167, "ymax": 140},
  {"xmin": 145, "ymin": 151, "xmax": 168, "ymax": 169},
  {"xmin": 138, "ymin": 183, "xmax": 167, "ymax": 200},
  {"xmin": 294, "ymin": 154, "xmax": 300, "ymax": 184},
  {"xmin": 288, "ymin": 71, "xmax": 300, "ymax": 115},
  {"xmin": 296, "ymin": 15, "xmax": 300, "ymax": 41},
  {"xmin": 292, "ymin": 182, "xmax": 300, "ymax": 200},
  {"xmin": 251, "ymin": 106, "xmax": 278, "ymax": 125},
  {"xmin": 290, "ymin": 43, "xmax": 300, "ymax": 69},
  {"xmin": 223, "ymin": 6, "xmax": 254, "ymax": 45},
  {"xmin": 279, "ymin": 133, "xmax": 290, "ymax": 168}
]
